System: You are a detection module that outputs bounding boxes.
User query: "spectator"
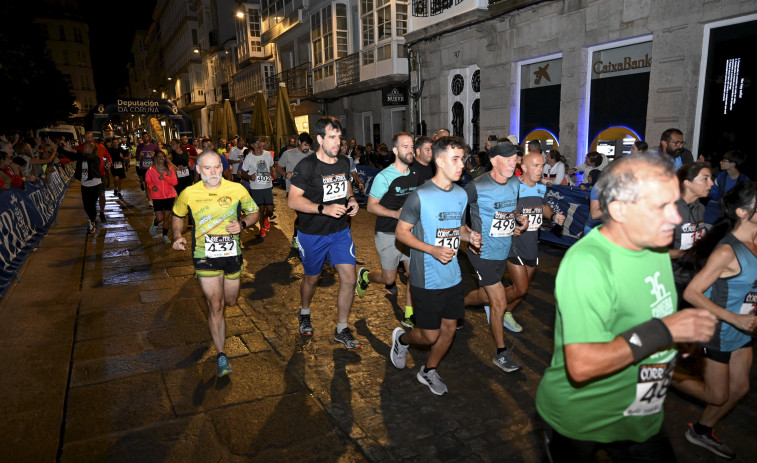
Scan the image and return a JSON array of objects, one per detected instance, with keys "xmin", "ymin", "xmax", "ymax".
[
  {"xmin": 578, "ymin": 151, "xmax": 604, "ymax": 190},
  {"xmin": 484, "ymin": 134, "xmax": 498, "ymax": 154},
  {"xmin": 0, "ymin": 151, "xmax": 24, "ymax": 190},
  {"xmin": 542, "ymin": 149, "xmax": 568, "ymax": 186},
  {"xmin": 706, "ymin": 150, "xmax": 750, "ymax": 225},
  {"xmin": 630, "ymin": 140, "xmax": 648, "ymax": 155},
  {"xmin": 467, "ymin": 151, "xmax": 490, "ymax": 179}
]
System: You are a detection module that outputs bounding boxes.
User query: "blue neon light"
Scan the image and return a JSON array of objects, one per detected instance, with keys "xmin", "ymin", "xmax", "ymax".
[
  {"xmin": 528, "ymin": 128, "xmax": 560, "ymax": 146},
  {"xmin": 594, "ymin": 125, "xmax": 641, "ymax": 143}
]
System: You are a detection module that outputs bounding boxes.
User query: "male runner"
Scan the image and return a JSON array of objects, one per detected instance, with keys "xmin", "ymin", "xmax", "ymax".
[
  {"xmin": 76, "ymin": 131, "xmax": 112, "ymax": 221},
  {"xmin": 389, "ymin": 136, "xmax": 482, "ymax": 395},
  {"xmin": 172, "ymin": 151, "xmax": 259, "ymax": 377},
  {"xmin": 277, "ymin": 132, "xmax": 312, "ymax": 248},
  {"xmin": 240, "ymin": 136, "xmax": 275, "ymax": 237},
  {"xmin": 536, "ymin": 153, "xmax": 716, "ymax": 461},
  {"xmin": 503, "ymin": 152, "xmax": 566, "ymax": 332},
  {"xmin": 413, "ymin": 136, "xmax": 434, "ymax": 184},
  {"xmin": 357, "ymin": 132, "xmax": 419, "ymax": 327},
  {"xmin": 135, "ymin": 132, "xmax": 157, "ymax": 205},
  {"xmin": 462, "ymin": 143, "xmax": 526, "ymax": 372},
  {"xmin": 180, "ymin": 134, "xmax": 199, "ymax": 166},
  {"xmin": 288, "ymin": 117, "xmax": 361, "ymax": 349}
]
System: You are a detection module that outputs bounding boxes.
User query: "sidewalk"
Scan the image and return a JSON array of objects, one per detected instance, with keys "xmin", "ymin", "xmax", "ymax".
[{"xmin": 1, "ymin": 169, "xmax": 754, "ymax": 462}]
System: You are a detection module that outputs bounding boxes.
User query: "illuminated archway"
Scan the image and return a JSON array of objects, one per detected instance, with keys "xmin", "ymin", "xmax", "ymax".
[
  {"xmin": 590, "ymin": 125, "xmax": 640, "ymax": 152},
  {"xmin": 524, "ymin": 128, "xmax": 559, "ymax": 150}
]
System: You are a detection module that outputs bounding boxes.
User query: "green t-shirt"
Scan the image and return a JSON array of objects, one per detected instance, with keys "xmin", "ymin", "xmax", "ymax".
[{"xmin": 536, "ymin": 227, "xmax": 677, "ymax": 443}]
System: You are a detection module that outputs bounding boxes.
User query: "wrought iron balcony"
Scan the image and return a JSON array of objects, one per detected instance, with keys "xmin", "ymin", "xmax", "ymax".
[
  {"xmin": 265, "ymin": 62, "xmax": 312, "ymax": 100},
  {"xmin": 336, "ymin": 53, "xmax": 360, "ymax": 86}
]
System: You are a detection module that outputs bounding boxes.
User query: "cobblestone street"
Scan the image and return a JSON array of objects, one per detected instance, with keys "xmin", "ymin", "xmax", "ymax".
[{"xmin": 1, "ymin": 171, "xmax": 755, "ymax": 462}]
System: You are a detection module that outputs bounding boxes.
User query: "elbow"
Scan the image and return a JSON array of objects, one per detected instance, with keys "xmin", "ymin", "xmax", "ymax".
[{"xmin": 565, "ymin": 360, "xmax": 594, "ymax": 383}]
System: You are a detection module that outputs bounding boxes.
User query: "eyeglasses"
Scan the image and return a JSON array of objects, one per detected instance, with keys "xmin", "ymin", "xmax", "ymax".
[
  {"xmin": 720, "ymin": 159, "xmax": 733, "ymax": 164},
  {"xmin": 667, "ymin": 139, "xmax": 686, "ymax": 147}
]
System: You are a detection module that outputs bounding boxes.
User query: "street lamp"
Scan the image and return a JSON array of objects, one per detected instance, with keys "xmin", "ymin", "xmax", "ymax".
[{"xmin": 236, "ymin": 11, "xmax": 244, "ymax": 19}]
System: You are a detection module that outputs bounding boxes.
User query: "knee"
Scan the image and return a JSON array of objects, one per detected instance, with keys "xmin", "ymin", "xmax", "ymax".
[
  {"xmin": 421, "ymin": 330, "xmax": 440, "ymax": 345},
  {"xmin": 341, "ymin": 273, "xmax": 357, "ymax": 287},
  {"xmin": 708, "ymin": 387, "xmax": 729, "ymax": 406},
  {"xmin": 730, "ymin": 378, "xmax": 750, "ymax": 401}
]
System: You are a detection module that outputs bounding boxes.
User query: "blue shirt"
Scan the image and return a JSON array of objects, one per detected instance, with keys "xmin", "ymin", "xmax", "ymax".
[
  {"xmin": 465, "ymin": 174, "xmax": 519, "ymax": 260},
  {"xmin": 400, "ymin": 181, "xmax": 467, "ymax": 290},
  {"xmin": 509, "ymin": 179, "xmax": 548, "ymax": 261}
]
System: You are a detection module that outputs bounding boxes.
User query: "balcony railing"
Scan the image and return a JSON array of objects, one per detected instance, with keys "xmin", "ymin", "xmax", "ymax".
[
  {"xmin": 336, "ymin": 53, "xmax": 360, "ymax": 86},
  {"xmin": 265, "ymin": 62, "xmax": 312, "ymax": 100}
]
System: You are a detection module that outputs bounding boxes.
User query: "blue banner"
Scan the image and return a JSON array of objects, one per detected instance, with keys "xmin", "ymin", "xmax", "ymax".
[
  {"xmin": 540, "ymin": 185, "xmax": 593, "ymax": 247},
  {"xmin": 0, "ymin": 164, "xmax": 75, "ymax": 299},
  {"xmin": 356, "ymin": 165, "xmax": 381, "ymax": 202}
]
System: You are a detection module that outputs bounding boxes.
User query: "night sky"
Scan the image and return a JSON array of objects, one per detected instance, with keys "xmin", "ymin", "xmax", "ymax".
[{"xmin": 83, "ymin": 0, "xmax": 157, "ymax": 103}]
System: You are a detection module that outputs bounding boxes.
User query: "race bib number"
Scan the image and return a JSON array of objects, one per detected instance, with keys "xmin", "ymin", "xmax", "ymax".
[
  {"xmin": 623, "ymin": 361, "xmax": 674, "ymax": 416},
  {"xmin": 740, "ymin": 292, "xmax": 757, "ymax": 315},
  {"xmin": 489, "ymin": 211, "xmax": 516, "ymax": 237},
  {"xmin": 177, "ymin": 168, "xmax": 190, "ymax": 178},
  {"xmin": 523, "ymin": 207, "xmax": 543, "ymax": 232},
  {"xmin": 322, "ymin": 174, "xmax": 348, "ymax": 202},
  {"xmin": 680, "ymin": 222, "xmax": 706, "ymax": 250},
  {"xmin": 113, "ymin": 162, "xmax": 123, "ymax": 169},
  {"xmin": 255, "ymin": 172, "xmax": 271, "ymax": 184},
  {"xmin": 435, "ymin": 228, "xmax": 461, "ymax": 251},
  {"xmin": 204, "ymin": 235, "xmax": 236, "ymax": 258},
  {"xmin": 142, "ymin": 158, "xmax": 153, "ymax": 168}
]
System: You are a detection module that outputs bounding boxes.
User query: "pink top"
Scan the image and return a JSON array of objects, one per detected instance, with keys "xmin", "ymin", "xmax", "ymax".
[{"xmin": 145, "ymin": 165, "xmax": 178, "ymax": 199}]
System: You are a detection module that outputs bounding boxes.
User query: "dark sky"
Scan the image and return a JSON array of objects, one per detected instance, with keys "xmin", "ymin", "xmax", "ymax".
[{"xmin": 83, "ymin": 0, "xmax": 157, "ymax": 103}]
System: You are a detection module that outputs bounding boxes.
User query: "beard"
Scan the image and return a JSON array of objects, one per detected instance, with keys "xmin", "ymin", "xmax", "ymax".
[
  {"xmin": 201, "ymin": 173, "xmax": 221, "ymax": 186},
  {"xmin": 665, "ymin": 144, "xmax": 681, "ymax": 157}
]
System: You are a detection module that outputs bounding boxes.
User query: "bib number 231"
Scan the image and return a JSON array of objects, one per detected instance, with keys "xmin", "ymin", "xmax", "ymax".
[
  {"xmin": 204, "ymin": 235, "xmax": 236, "ymax": 258},
  {"xmin": 323, "ymin": 179, "xmax": 347, "ymax": 202},
  {"xmin": 435, "ymin": 228, "xmax": 460, "ymax": 252}
]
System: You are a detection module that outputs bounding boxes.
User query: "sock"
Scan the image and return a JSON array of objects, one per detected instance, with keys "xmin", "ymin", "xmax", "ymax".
[
  {"xmin": 336, "ymin": 322, "xmax": 348, "ymax": 333},
  {"xmin": 153, "ymin": 219, "xmax": 160, "ymax": 226},
  {"xmin": 423, "ymin": 365, "xmax": 436, "ymax": 373},
  {"xmin": 163, "ymin": 228, "xmax": 168, "ymax": 236},
  {"xmin": 398, "ymin": 334, "xmax": 408, "ymax": 346},
  {"xmin": 404, "ymin": 306, "xmax": 414, "ymax": 318},
  {"xmin": 217, "ymin": 352, "xmax": 226, "ymax": 359},
  {"xmin": 693, "ymin": 422, "xmax": 712, "ymax": 436},
  {"xmin": 300, "ymin": 308, "xmax": 310, "ymax": 315},
  {"xmin": 385, "ymin": 282, "xmax": 396, "ymax": 290},
  {"xmin": 496, "ymin": 347, "xmax": 508, "ymax": 355}
]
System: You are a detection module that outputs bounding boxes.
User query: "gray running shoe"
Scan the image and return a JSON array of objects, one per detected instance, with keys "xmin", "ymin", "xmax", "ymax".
[
  {"xmin": 390, "ymin": 327, "xmax": 409, "ymax": 369},
  {"xmin": 417, "ymin": 367, "xmax": 447, "ymax": 395},
  {"xmin": 334, "ymin": 327, "xmax": 361, "ymax": 350},
  {"xmin": 685, "ymin": 424, "xmax": 735, "ymax": 459},
  {"xmin": 298, "ymin": 313, "xmax": 313, "ymax": 336},
  {"xmin": 149, "ymin": 223, "xmax": 158, "ymax": 236},
  {"xmin": 217, "ymin": 355, "xmax": 232, "ymax": 377},
  {"xmin": 493, "ymin": 349, "xmax": 522, "ymax": 373}
]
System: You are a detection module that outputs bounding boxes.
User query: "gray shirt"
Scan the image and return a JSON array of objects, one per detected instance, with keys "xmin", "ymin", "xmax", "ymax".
[{"xmin": 279, "ymin": 148, "xmax": 311, "ymax": 191}]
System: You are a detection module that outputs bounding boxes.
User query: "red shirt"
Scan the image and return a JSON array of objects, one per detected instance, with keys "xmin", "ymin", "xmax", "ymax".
[
  {"xmin": 0, "ymin": 167, "xmax": 23, "ymax": 189},
  {"xmin": 76, "ymin": 143, "xmax": 112, "ymax": 176}
]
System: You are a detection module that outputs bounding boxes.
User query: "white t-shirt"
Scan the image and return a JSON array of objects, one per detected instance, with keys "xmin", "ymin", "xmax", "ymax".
[
  {"xmin": 242, "ymin": 151, "xmax": 274, "ymax": 190},
  {"xmin": 81, "ymin": 161, "xmax": 102, "ymax": 187},
  {"xmin": 228, "ymin": 147, "xmax": 245, "ymax": 174}
]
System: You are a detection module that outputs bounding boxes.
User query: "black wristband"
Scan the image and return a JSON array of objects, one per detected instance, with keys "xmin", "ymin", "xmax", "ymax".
[
  {"xmin": 318, "ymin": 204, "xmax": 324, "ymax": 215},
  {"xmin": 240, "ymin": 220, "xmax": 247, "ymax": 229},
  {"xmin": 619, "ymin": 318, "xmax": 674, "ymax": 363}
]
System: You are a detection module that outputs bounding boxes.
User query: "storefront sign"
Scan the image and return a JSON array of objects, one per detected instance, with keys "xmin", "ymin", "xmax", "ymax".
[
  {"xmin": 521, "ymin": 58, "xmax": 563, "ymax": 89},
  {"xmin": 382, "ymin": 87, "xmax": 407, "ymax": 106},
  {"xmin": 592, "ymin": 42, "xmax": 652, "ymax": 79},
  {"xmin": 114, "ymin": 98, "xmax": 162, "ymax": 114}
]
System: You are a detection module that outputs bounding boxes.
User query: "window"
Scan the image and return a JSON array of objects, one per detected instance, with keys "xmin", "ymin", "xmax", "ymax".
[
  {"xmin": 38, "ymin": 23, "xmax": 49, "ymax": 40},
  {"xmin": 377, "ymin": 44, "xmax": 391, "ymax": 61},
  {"xmin": 396, "ymin": 3, "xmax": 408, "ymax": 36},
  {"xmin": 73, "ymin": 27, "xmax": 83, "ymax": 43},
  {"xmin": 362, "ymin": 15, "xmax": 374, "ymax": 47},
  {"xmin": 58, "ymin": 25, "xmax": 66, "ymax": 41},
  {"xmin": 248, "ymin": 7, "xmax": 262, "ymax": 52},
  {"xmin": 362, "ymin": 49, "xmax": 374, "ymax": 65},
  {"xmin": 377, "ymin": 5, "xmax": 391, "ymax": 41},
  {"xmin": 336, "ymin": 4, "xmax": 348, "ymax": 57},
  {"xmin": 191, "ymin": 29, "xmax": 198, "ymax": 46},
  {"xmin": 62, "ymin": 49, "xmax": 69, "ymax": 65},
  {"xmin": 323, "ymin": 6, "xmax": 333, "ymax": 63},
  {"xmin": 312, "ymin": 3, "xmax": 348, "ymax": 79},
  {"xmin": 80, "ymin": 75, "xmax": 91, "ymax": 90},
  {"xmin": 311, "ymin": 10, "xmax": 322, "ymax": 66}
]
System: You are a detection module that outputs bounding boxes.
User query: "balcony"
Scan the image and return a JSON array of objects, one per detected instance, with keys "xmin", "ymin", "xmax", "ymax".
[
  {"xmin": 266, "ymin": 62, "xmax": 312, "ymax": 101},
  {"xmin": 336, "ymin": 53, "xmax": 360, "ymax": 86},
  {"xmin": 178, "ymin": 88, "xmax": 206, "ymax": 111},
  {"xmin": 312, "ymin": 46, "xmax": 408, "ymax": 98}
]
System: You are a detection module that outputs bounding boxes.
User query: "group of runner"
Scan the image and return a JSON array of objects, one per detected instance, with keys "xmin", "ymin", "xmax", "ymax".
[{"xmin": 147, "ymin": 116, "xmax": 754, "ymax": 461}]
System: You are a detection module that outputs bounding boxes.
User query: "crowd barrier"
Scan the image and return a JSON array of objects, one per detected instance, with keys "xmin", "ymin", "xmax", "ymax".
[
  {"xmin": 0, "ymin": 163, "xmax": 76, "ymax": 299},
  {"xmin": 356, "ymin": 166, "xmax": 592, "ymax": 247}
]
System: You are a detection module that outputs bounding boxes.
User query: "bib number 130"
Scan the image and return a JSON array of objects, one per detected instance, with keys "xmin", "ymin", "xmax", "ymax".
[{"xmin": 435, "ymin": 228, "xmax": 460, "ymax": 252}]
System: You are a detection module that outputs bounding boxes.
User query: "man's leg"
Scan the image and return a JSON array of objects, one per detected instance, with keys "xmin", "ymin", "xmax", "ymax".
[
  {"xmin": 504, "ymin": 262, "xmax": 536, "ymax": 313},
  {"xmin": 484, "ymin": 283, "xmax": 507, "ymax": 349},
  {"xmin": 426, "ymin": 318, "xmax": 457, "ymax": 368},
  {"xmin": 334, "ymin": 264, "xmax": 357, "ymax": 324},
  {"xmin": 197, "ymin": 275, "xmax": 227, "ymax": 354}
]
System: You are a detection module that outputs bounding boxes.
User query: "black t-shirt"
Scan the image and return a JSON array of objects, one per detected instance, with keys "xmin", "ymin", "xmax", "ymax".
[
  {"xmin": 413, "ymin": 161, "xmax": 435, "ymax": 184},
  {"xmin": 107, "ymin": 146, "xmax": 126, "ymax": 165},
  {"xmin": 290, "ymin": 155, "xmax": 352, "ymax": 236}
]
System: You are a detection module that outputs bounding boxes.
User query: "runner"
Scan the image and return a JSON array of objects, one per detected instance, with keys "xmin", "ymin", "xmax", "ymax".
[
  {"xmin": 502, "ymin": 152, "xmax": 565, "ymax": 332},
  {"xmin": 277, "ymin": 132, "xmax": 312, "ymax": 248},
  {"xmin": 462, "ymin": 143, "xmax": 526, "ymax": 372},
  {"xmin": 287, "ymin": 117, "xmax": 362, "ymax": 349},
  {"xmin": 535, "ymin": 153, "xmax": 717, "ymax": 462},
  {"xmin": 357, "ymin": 132, "xmax": 419, "ymax": 327},
  {"xmin": 673, "ymin": 181, "xmax": 757, "ymax": 459},
  {"xmin": 136, "ymin": 132, "xmax": 158, "ymax": 205},
  {"xmin": 107, "ymin": 138, "xmax": 129, "ymax": 198},
  {"xmin": 412, "ymin": 136, "xmax": 434, "ymax": 184},
  {"xmin": 76, "ymin": 131, "xmax": 112, "ymax": 222},
  {"xmin": 146, "ymin": 151, "xmax": 178, "ymax": 243},
  {"xmin": 171, "ymin": 151, "xmax": 259, "ymax": 377},
  {"xmin": 67, "ymin": 142, "xmax": 104, "ymax": 234},
  {"xmin": 240, "ymin": 136, "xmax": 275, "ymax": 238},
  {"xmin": 389, "ymin": 136, "xmax": 482, "ymax": 395}
]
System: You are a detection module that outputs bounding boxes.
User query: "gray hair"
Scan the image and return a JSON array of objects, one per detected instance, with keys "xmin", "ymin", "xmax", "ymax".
[{"xmin": 596, "ymin": 153, "xmax": 675, "ymax": 222}]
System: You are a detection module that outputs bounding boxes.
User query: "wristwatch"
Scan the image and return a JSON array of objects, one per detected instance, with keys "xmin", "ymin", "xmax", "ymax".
[{"xmin": 317, "ymin": 204, "xmax": 324, "ymax": 215}]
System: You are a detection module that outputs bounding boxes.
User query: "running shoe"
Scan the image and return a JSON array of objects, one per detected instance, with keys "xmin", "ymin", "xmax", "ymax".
[
  {"xmin": 390, "ymin": 327, "xmax": 409, "ymax": 369},
  {"xmin": 162, "ymin": 235, "xmax": 171, "ymax": 244},
  {"xmin": 493, "ymin": 349, "xmax": 522, "ymax": 373},
  {"xmin": 87, "ymin": 221, "xmax": 96, "ymax": 234},
  {"xmin": 118, "ymin": 191, "xmax": 123, "ymax": 199},
  {"xmin": 503, "ymin": 312, "xmax": 523, "ymax": 333},
  {"xmin": 269, "ymin": 213, "xmax": 277, "ymax": 220},
  {"xmin": 334, "ymin": 327, "xmax": 361, "ymax": 350},
  {"xmin": 685, "ymin": 423, "xmax": 735, "ymax": 459},
  {"xmin": 298, "ymin": 313, "xmax": 313, "ymax": 336},
  {"xmin": 217, "ymin": 355, "xmax": 232, "ymax": 377},
  {"xmin": 291, "ymin": 236, "xmax": 298, "ymax": 249},
  {"xmin": 417, "ymin": 367, "xmax": 447, "ymax": 395},
  {"xmin": 99, "ymin": 212, "xmax": 107, "ymax": 223},
  {"xmin": 263, "ymin": 217, "xmax": 270, "ymax": 230},
  {"xmin": 259, "ymin": 227, "xmax": 267, "ymax": 238},
  {"xmin": 356, "ymin": 267, "xmax": 370, "ymax": 298},
  {"xmin": 149, "ymin": 223, "xmax": 159, "ymax": 236},
  {"xmin": 401, "ymin": 314, "xmax": 415, "ymax": 329},
  {"xmin": 385, "ymin": 282, "xmax": 398, "ymax": 295}
]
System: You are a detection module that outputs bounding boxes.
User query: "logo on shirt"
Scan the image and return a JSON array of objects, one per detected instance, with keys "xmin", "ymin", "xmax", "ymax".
[
  {"xmin": 217, "ymin": 196, "xmax": 232, "ymax": 208},
  {"xmin": 438, "ymin": 211, "xmax": 463, "ymax": 221},
  {"xmin": 645, "ymin": 271, "xmax": 674, "ymax": 318}
]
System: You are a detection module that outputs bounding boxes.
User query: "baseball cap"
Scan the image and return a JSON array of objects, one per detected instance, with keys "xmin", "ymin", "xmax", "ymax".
[
  {"xmin": 506, "ymin": 134, "xmax": 519, "ymax": 145},
  {"xmin": 490, "ymin": 143, "xmax": 519, "ymax": 158}
]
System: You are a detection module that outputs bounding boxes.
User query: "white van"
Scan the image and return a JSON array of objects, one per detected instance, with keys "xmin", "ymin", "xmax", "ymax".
[{"xmin": 35, "ymin": 125, "xmax": 84, "ymax": 144}]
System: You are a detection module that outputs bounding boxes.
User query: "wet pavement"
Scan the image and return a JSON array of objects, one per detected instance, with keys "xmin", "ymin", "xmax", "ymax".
[{"xmin": 1, "ymin": 170, "xmax": 755, "ymax": 462}]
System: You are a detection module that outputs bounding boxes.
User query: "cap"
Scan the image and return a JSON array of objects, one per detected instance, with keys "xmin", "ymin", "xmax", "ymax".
[
  {"xmin": 490, "ymin": 143, "xmax": 519, "ymax": 158},
  {"xmin": 506, "ymin": 134, "xmax": 519, "ymax": 145}
]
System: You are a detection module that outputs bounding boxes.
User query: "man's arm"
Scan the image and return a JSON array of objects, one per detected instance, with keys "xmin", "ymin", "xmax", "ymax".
[
  {"xmin": 366, "ymin": 196, "xmax": 400, "ymax": 219},
  {"xmin": 171, "ymin": 215, "xmax": 187, "ymax": 250},
  {"xmin": 288, "ymin": 184, "xmax": 351, "ymax": 218}
]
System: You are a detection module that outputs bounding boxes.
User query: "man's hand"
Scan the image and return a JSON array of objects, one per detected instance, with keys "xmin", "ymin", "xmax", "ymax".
[
  {"xmin": 430, "ymin": 245, "xmax": 457, "ymax": 264},
  {"xmin": 513, "ymin": 214, "xmax": 529, "ymax": 236},
  {"xmin": 554, "ymin": 213, "xmax": 566, "ymax": 226},
  {"xmin": 662, "ymin": 308, "xmax": 717, "ymax": 343},
  {"xmin": 225, "ymin": 219, "xmax": 244, "ymax": 234},
  {"xmin": 731, "ymin": 314, "xmax": 757, "ymax": 332},
  {"xmin": 324, "ymin": 203, "xmax": 350, "ymax": 218},
  {"xmin": 469, "ymin": 231, "xmax": 482, "ymax": 249},
  {"xmin": 172, "ymin": 236, "xmax": 187, "ymax": 251}
]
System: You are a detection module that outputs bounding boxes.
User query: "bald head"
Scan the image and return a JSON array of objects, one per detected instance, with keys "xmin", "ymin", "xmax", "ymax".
[{"xmin": 520, "ymin": 152, "xmax": 545, "ymax": 184}]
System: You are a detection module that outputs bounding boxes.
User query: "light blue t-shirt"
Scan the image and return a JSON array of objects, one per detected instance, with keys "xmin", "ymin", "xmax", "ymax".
[{"xmin": 465, "ymin": 174, "xmax": 519, "ymax": 260}]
